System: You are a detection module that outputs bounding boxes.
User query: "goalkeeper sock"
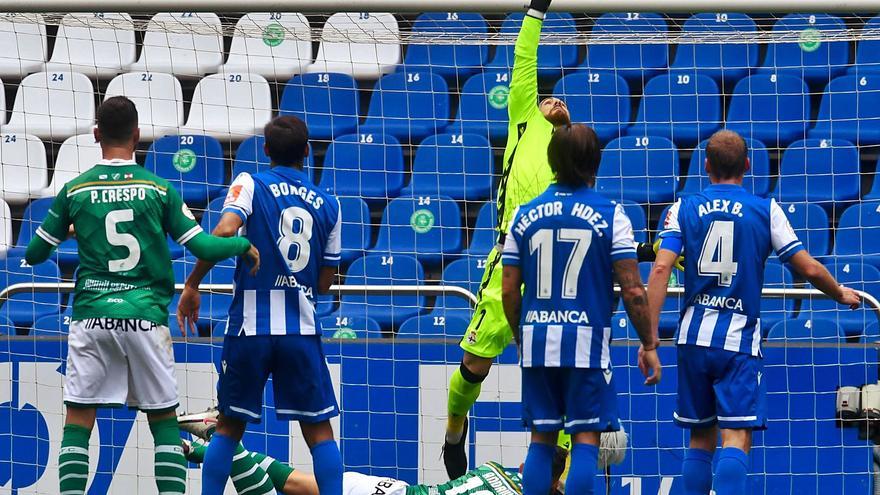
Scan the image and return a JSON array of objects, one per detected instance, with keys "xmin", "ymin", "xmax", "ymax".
[
  {"xmin": 201, "ymin": 432, "xmax": 237, "ymax": 494},
  {"xmin": 247, "ymin": 450, "xmax": 295, "ymax": 491},
  {"xmin": 566, "ymin": 443, "xmax": 598, "ymax": 495},
  {"xmin": 522, "ymin": 442, "xmax": 555, "ymax": 495},
  {"xmin": 713, "ymin": 447, "xmax": 748, "ymax": 495},
  {"xmin": 311, "ymin": 439, "xmax": 344, "ymax": 495},
  {"xmin": 446, "ymin": 366, "xmax": 483, "ymax": 444},
  {"xmin": 59, "ymin": 424, "xmax": 91, "ymax": 495},
  {"xmin": 149, "ymin": 417, "xmax": 187, "ymax": 494},
  {"xmin": 228, "ymin": 445, "xmax": 275, "ymax": 495},
  {"xmin": 682, "ymin": 448, "xmax": 713, "ymax": 495}
]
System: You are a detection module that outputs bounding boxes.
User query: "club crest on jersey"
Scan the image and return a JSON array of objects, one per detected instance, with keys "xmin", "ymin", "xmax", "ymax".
[
  {"xmin": 112, "ymin": 173, "xmax": 120, "ymax": 180},
  {"xmin": 467, "ymin": 331, "xmax": 477, "ymax": 344},
  {"xmin": 181, "ymin": 203, "xmax": 196, "ymax": 220},
  {"xmin": 226, "ymin": 185, "xmax": 243, "ymax": 205}
]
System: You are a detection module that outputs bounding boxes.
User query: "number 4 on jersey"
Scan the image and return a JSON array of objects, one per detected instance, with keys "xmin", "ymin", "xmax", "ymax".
[{"xmin": 697, "ymin": 220, "xmax": 738, "ymax": 287}]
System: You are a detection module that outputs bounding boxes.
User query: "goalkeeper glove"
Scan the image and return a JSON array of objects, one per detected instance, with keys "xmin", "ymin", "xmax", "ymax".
[
  {"xmin": 527, "ymin": 0, "xmax": 552, "ymax": 15},
  {"xmin": 653, "ymin": 239, "xmax": 685, "ymax": 271}
]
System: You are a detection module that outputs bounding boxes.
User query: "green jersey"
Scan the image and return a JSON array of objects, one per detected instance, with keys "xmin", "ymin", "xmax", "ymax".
[
  {"xmin": 406, "ymin": 462, "xmax": 522, "ymax": 495},
  {"xmin": 497, "ymin": 14, "xmax": 555, "ymax": 237},
  {"xmin": 35, "ymin": 159, "xmax": 204, "ymax": 325}
]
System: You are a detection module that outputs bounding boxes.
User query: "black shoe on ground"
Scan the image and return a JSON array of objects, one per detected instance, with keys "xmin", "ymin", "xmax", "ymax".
[{"xmin": 442, "ymin": 416, "xmax": 468, "ymax": 480}]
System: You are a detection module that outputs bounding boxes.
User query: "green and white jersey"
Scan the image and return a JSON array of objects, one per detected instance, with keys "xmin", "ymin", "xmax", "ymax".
[
  {"xmin": 35, "ymin": 159, "xmax": 203, "ymax": 325},
  {"xmin": 406, "ymin": 463, "xmax": 522, "ymax": 495}
]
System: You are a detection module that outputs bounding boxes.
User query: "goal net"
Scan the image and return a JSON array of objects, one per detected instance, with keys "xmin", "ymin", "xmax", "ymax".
[{"xmin": 0, "ymin": 8, "xmax": 879, "ymax": 495}]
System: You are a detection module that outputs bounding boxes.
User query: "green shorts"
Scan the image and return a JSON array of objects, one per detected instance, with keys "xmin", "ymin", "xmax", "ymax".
[{"xmin": 460, "ymin": 248, "xmax": 514, "ymax": 359}]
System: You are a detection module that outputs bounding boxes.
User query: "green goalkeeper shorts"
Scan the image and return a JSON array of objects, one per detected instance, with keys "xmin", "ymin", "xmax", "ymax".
[{"xmin": 460, "ymin": 248, "xmax": 514, "ymax": 359}]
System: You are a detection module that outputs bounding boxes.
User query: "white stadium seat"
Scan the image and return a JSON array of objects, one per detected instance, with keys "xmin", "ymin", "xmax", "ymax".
[
  {"xmin": 40, "ymin": 134, "xmax": 102, "ymax": 198},
  {"xmin": 0, "ymin": 198, "xmax": 11, "ymax": 258},
  {"xmin": 0, "ymin": 13, "xmax": 47, "ymax": 78},
  {"xmin": 2, "ymin": 71, "xmax": 95, "ymax": 140},
  {"xmin": 220, "ymin": 12, "xmax": 313, "ymax": 81},
  {"xmin": 306, "ymin": 12, "xmax": 400, "ymax": 79},
  {"xmin": 44, "ymin": 13, "xmax": 136, "ymax": 79},
  {"xmin": 129, "ymin": 12, "xmax": 224, "ymax": 77},
  {"xmin": 180, "ymin": 73, "xmax": 273, "ymax": 140},
  {"xmin": 105, "ymin": 72, "xmax": 184, "ymax": 140},
  {"xmin": 0, "ymin": 134, "xmax": 47, "ymax": 204}
]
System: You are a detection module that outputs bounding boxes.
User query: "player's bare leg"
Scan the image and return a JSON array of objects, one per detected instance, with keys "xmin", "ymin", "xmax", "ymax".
[{"xmin": 444, "ymin": 351, "xmax": 492, "ymax": 478}]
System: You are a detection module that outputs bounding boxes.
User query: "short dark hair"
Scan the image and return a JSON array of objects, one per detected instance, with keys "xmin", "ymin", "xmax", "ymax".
[
  {"xmin": 547, "ymin": 124, "xmax": 602, "ymax": 188},
  {"xmin": 264, "ymin": 116, "xmax": 309, "ymax": 166},
  {"xmin": 97, "ymin": 96, "xmax": 138, "ymax": 145},
  {"xmin": 706, "ymin": 130, "xmax": 749, "ymax": 180}
]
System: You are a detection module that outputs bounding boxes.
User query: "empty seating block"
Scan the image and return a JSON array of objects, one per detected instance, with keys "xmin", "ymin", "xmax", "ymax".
[
  {"xmin": 452, "ymin": 70, "xmax": 511, "ymax": 142},
  {"xmin": 338, "ymin": 197, "xmax": 372, "ymax": 264},
  {"xmin": 130, "ymin": 12, "xmax": 224, "ymax": 77},
  {"xmin": 0, "ymin": 198, "xmax": 10, "ymax": 259},
  {"xmin": 464, "ymin": 201, "xmax": 497, "ymax": 257},
  {"xmin": 762, "ymin": 262, "xmax": 796, "ymax": 329},
  {"xmin": 553, "ymin": 72, "xmax": 630, "ymax": 144},
  {"xmin": 105, "ymin": 72, "xmax": 184, "ymax": 140},
  {"xmin": 670, "ymin": 13, "xmax": 758, "ymax": 86},
  {"xmin": 320, "ymin": 133, "xmax": 405, "ymax": 200},
  {"xmin": 810, "ymin": 74, "xmax": 880, "ymax": 145},
  {"xmin": 773, "ymin": 139, "xmax": 860, "ymax": 206},
  {"xmin": 145, "ymin": 135, "xmax": 226, "ymax": 207},
  {"xmin": 797, "ymin": 262, "xmax": 880, "ymax": 336},
  {"xmin": 3, "ymin": 71, "xmax": 95, "ymax": 140},
  {"xmin": 851, "ymin": 16, "xmax": 880, "ymax": 76},
  {"xmin": 402, "ymin": 133, "xmax": 493, "ymax": 201},
  {"xmin": 360, "ymin": 71, "xmax": 450, "ymax": 142},
  {"xmin": 306, "ymin": 13, "xmax": 400, "ymax": 79},
  {"xmin": 45, "ymin": 13, "xmax": 135, "ymax": 78},
  {"xmin": 628, "ymin": 73, "xmax": 721, "ymax": 147},
  {"xmin": 681, "ymin": 137, "xmax": 771, "ymax": 197},
  {"xmin": 726, "ymin": 74, "xmax": 810, "ymax": 148},
  {"xmin": 597, "ymin": 136, "xmax": 679, "ymax": 204},
  {"xmin": 181, "ymin": 73, "xmax": 272, "ymax": 140},
  {"xmin": 402, "ymin": 12, "xmax": 488, "ymax": 82},
  {"xmin": 338, "ymin": 254, "xmax": 426, "ymax": 329},
  {"xmin": 616, "ymin": 200, "xmax": 648, "ymax": 243},
  {"xmin": 428, "ymin": 256, "xmax": 484, "ymax": 322},
  {"xmin": 372, "ymin": 195, "xmax": 462, "ymax": 266},
  {"xmin": 0, "ymin": 257, "xmax": 63, "ymax": 328},
  {"xmin": 14, "ymin": 198, "xmax": 78, "ymax": 268},
  {"xmin": 767, "ymin": 318, "xmax": 843, "ymax": 341},
  {"xmin": 321, "ymin": 313, "xmax": 382, "ymax": 339},
  {"xmin": 220, "ymin": 12, "xmax": 313, "ymax": 80},
  {"xmin": 759, "ymin": 13, "xmax": 849, "ymax": 85},
  {"xmin": 834, "ymin": 201, "xmax": 880, "ymax": 268},
  {"xmin": 584, "ymin": 13, "xmax": 669, "ymax": 82},
  {"xmin": 0, "ymin": 133, "xmax": 47, "ymax": 204},
  {"xmin": 487, "ymin": 12, "xmax": 580, "ymax": 79},
  {"xmin": 0, "ymin": 13, "xmax": 46, "ymax": 78},
  {"xmin": 232, "ymin": 135, "xmax": 315, "ymax": 179},
  {"xmin": 399, "ymin": 314, "xmax": 470, "ymax": 338},
  {"xmin": 778, "ymin": 202, "xmax": 830, "ymax": 257},
  {"xmin": 280, "ymin": 72, "xmax": 360, "ymax": 140},
  {"xmin": 32, "ymin": 309, "xmax": 73, "ymax": 336},
  {"xmin": 199, "ymin": 197, "xmax": 226, "ymax": 234},
  {"xmin": 40, "ymin": 133, "xmax": 101, "ymax": 198}
]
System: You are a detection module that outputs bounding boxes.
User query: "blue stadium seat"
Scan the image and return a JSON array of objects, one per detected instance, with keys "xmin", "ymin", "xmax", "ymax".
[
  {"xmin": 13, "ymin": 198, "xmax": 79, "ymax": 269},
  {"xmin": 232, "ymin": 135, "xmax": 315, "ymax": 180},
  {"xmin": 372, "ymin": 195, "xmax": 462, "ymax": 266},
  {"xmin": 451, "ymin": 70, "xmax": 511, "ymax": 142},
  {"xmin": 762, "ymin": 262, "xmax": 796, "ymax": 330},
  {"xmin": 596, "ymin": 136, "xmax": 679, "ymax": 204},
  {"xmin": 553, "ymin": 72, "xmax": 630, "ymax": 144},
  {"xmin": 726, "ymin": 74, "xmax": 810, "ymax": 148},
  {"xmin": 401, "ymin": 13, "xmax": 489, "ymax": 82},
  {"xmin": 767, "ymin": 318, "xmax": 843, "ymax": 341},
  {"xmin": 428, "ymin": 257, "xmax": 483, "ymax": 322},
  {"xmin": 833, "ymin": 201, "xmax": 880, "ymax": 268},
  {"xmin": 758, "ymin": 14, "xmax": 849, "ymax": 85},
  {"xmin": 145, "ymin": 134, "xmax": 225, "ymax": 208},
  {"xmin": 615, "ymin": 200, "xmax": 648, "ymax": 243},
  {"xmin": 797, "ymin": 262, "xmax": 880, "ymax": 336},
  {"xmin": 320, "ymin": 133, "xmax": 405, "ymax": 200},
  {"xmin": 638, "ymin": 262, "xmax": 684, "ymax": 338},
  {"xmin": 0, "ymin": 256, "xmax": 63, "ymax": 328},
  {"xmin": 169, "ymin": 256, "xmax": 234, "ymax": 332},
  {"xmin": 0, "ymin": 315, "xmax": 13, "ymax": 335},
  {"xmin": 863, "ymin": 321, "xmax": 880, "ymax": 342},
  {"xmin": 670, "ymin": 13, "xmax": 758, "ymax": 86},
  {"xmin": 610, "ymin": 312, "xmax": 639, "ymax": 341},
  {"xmin": 338, "ymin": 197, "xmax": 372, "ymax": 265},
  {"xmin": 486, "ymin": 13, "xmax": 580, "ymax": 80},
  {"xmin": 279, "ymin": 72, "xmax": 360, "ymax": 140},
  {"xmin": 338, "ymin": 254, "xmax": 426, "ymax": 329},
  {"xmin": 809, "ymin": 75, "xmax": 880, "ymax": 145},
  {"xmin": 402, "ymin": 133, "xmax": 493, "ymax": 201},
  {"xmin": 850, "ymin": 16, "xmax": 880, "ymax": 76},
  {"xmin": 212, "ymin": 319, "xmax": 227, "ymax": 337},
  {"xmin": 464, "ymin": 202, "xmax": 498, "ymax": 257},
  {"xmin": 31, "ymin": 308, "xmax": 72, "ymax": 336},
  {"xmin": 398, "ymin": 314, "xmax": 470, "ymax": 338},
  {"xmin": 627, "ymin": 73, "xmax": 721, "ymax": 147},
  {"xmin": 583, "ymin": 13, "xmax": 668, "ymax": 82},
  {"xmin": 321, "ymin": 313, "xmax": 382, "ymax": 339},
  {"xmin": 360, "ymin": 71, "xmax": 450, "ymax": 142},
  {"xmin": 199, "ymin": 197, "xmax": 226, "ymax": 235},
  {"xmin": 772, "ymin": 139, "xmax": 860, "ymax": 206},
  {"xmin": 776, "ymin": 202, "xmax": 831, "ymax": 257},
  {"xmin": 681, "ymin": 138, "xmax": 772, "ymax": 197}
]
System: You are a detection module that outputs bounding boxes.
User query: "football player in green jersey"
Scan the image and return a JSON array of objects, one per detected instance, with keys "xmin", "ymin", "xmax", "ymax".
[{"xmin": 24, "ymin": 96, "xmax": 259, "ymax": 495}]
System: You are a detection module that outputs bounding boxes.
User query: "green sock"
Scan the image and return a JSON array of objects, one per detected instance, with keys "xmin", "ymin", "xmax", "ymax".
[
  {"xmin": 59, "ymin": 424, "xmax": 91, "ymax": 495},
  {"xmin": 186, "ymin": 440, "xmax": 208, "ymax": 463},
  {"xmin": 229, "ymin": 445, "xmax": 276, "ymax": 495},
  {"xmin": 149, "ymin": 417, "xmax": 187, "ymax": 494},
  {"xmin": 245, "ymin": 449, "xmax": 295, "ymax": 491}
]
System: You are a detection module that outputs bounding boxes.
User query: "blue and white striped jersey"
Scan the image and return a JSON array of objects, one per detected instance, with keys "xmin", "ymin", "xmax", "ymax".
[
  {"xmin": 502, "ymin": 184, "xmax": 637, "ymax": 369},
  {"xmin": 659, "ymin": 184, "xmax": 803, "ymax": 356},
  {"xmin": 222, "ymin": 167, "xmax": 341, "ymax": 336}
]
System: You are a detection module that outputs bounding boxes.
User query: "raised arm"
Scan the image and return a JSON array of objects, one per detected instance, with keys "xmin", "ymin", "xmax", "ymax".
[{"xmin": 508, "ymin": 0, "xmax": 550, "ymax": 122}]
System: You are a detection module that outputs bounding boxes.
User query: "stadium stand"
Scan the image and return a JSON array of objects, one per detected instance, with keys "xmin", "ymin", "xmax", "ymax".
[
  {"xmin": 398, "ymin": 314, "xmax": 471, "ymax": 337},
  {"xmin": 833, "ymin": 201, "xmax": 880, "ymax": 268},
  {"xmin": 767, "ymin": 318, "xmax": 845, "ymax": 341},
  {"xmin": 596, "ymin": 135, "xmax": 679, "ymax": 204},
  {"xmin": 199, "ymin": 197, "xmax": 226, "ymax": 235},
  {"xmin": 39, "ymin": 134, "xmax": 101, "ymax": 199},
  {"xmin": 610, "ymin": 312, "xmax": 639, "ymax": 341},
  {"xmin": 31, "ymin": 309, "xmax": 73, "ymax": 336},
  {"xmin": 401, "ymin": 133, "xmax": 494, "ymax": 201},
  {"xmin": 487, "ymin": 12, "xmax": 580, "ymax": 79},
  {"xmin": 628, "ymin": 73, "xmax": 721, "ymax": 147},
  {"xmin": 169, "ymin": 256, "xmax": 234, "ymax": 331},
  {"xmin": 451, "ymin": 70, "xmax": 511, "ymax": 142},
  {"xmin": 583, "ymin": 12, "xmax": 669, "ymax": 82},
  {"xmin": 0, "ymin": 13, "xmax": 46, "ymax": 78},
  {"xmin": 338, "ymin": 197, "xmax": 373, "ymax": 264},
  {"xmin": 104, "ymin": 72, "xmax": 184, "ymax": 140},
  {"xmin": 0, "ymin": 256, "xmax": 62, "ymax": 328},
  {"xmin": 279, "ymin": 72, "xmax": 360, "ymax": 140},
  {"xmin": 321, "ymin": 314, "xmax": 383, "ymax": 339},
  {"xmin": 616, "ymin": 200, "xmax": 648, "ymax": 243},
  {"xmin": 402, "ymin": 12, "xmax": 489, "ymax": 82},
  {"xmin": 639, "ymin": 262, "xmax": 685, "ymax": 338},
  {"xmin": 360, "ymin": 71, "xmax": 451, "ymax": 142},
  {"xmin": 681, "ymin": 137, "xmax": 771, "ymax": 197},
  {"xmin": 129, "ymin": 12, "xmax": 224, "ymax": 77},
  {"xmin": 778, "ymin": 202, "xmax": 831, "ymax": 257},
  {"xmin": 762, "ymin": 262, "xmax": 797, "ymax": 330},
  {"xmin": 851, "ymin": 15, "xmax": 880, "ymax": 76},
  {"xmin": 797, "ymin": 261, "xmax": 880, "ymax": 336},
  {"xmin": 759, "ymin": 13, "xmax": 849, "ymax": 85},
  {"xmin": 463, "ymin": 201, "xmax": 497, "ymax": 257},
  {"xmin": 0, "ymin": 315, "xmax": 14, "ymax": 335},
  {"xmin": 44, "ymin": 13, "xmax": 136, "ymax": 79},
  {"xmin": 180, "ymin": 72, "xmax": 273, "ymax": 140},
  {"xmin": 2, "ymin": 71, "xmax": 95, "ymax": 140},
  {"xmin": 669, "ymin": 13, "xmax": 758, "ymax": 86},
  {"xmin": 810, "ymin": 74, "xmax": 880, "ymax": 145},
  {"xmin": 372, "ymin": 195, "xmax": 463, "ymax": 267},
  {"xmin": 232, "ymin": 134, "xmax": 315, "ymax": 179},
  {"xmin": 145, "ymin": 134, "xmax": 226, "ymax": 208},
  {"xmin": 306, "ymin": 12, "xmax": 400, "ymax": 79},
  {"xmin": 0, "ymin": 199, "xmax": 9, "ymax": 259},
  {"xmin": 0, "ymin": 134, "xmax": 47, "ymax": 205},
  {"xmin": 426, "ymin": 256, "xmax": 483, "ymax": 322},
  {"xmin": 319, "ymin": 133, "xmax": 405, "ymax": 200},
  {"xmin": 553, "ymin": 72, "xmax": 631, "ymax": 144},
  {"xmin": 219, "ymin": 12, "xmax": 314, "ymax": 80},
  {"xmin": 725, "ymin": 74, "xmax": 810, "ymax": 148},
  {"xmin": 13, "ymin": 198, "xmax": 79, "ymax": 269},
  {"xmin": 337, "ymin": 254, "xmax": 426, "ymax": 329},
  {"xmin": 864, "ymin": 321, "xmax": 880, "ymax": 342},
  {"xmin": 773, "ymin": 138, "xmax": 860, "ymax": 207}
]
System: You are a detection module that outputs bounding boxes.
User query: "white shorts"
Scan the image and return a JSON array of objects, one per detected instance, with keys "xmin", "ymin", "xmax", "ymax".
[
  {"xmin": 343, "ymin": 472, "xmax": 408, "ymax": 495},
  {"xmin": 64, "ymin": 319, "xmax": 179, "ymax": 411}
]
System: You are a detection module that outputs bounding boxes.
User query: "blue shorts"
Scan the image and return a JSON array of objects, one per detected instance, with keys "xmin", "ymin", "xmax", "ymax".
[
  {"xmin": 218, "ymin": 334, "xmax": 339, "ymax": 424},
  {"xmin": 674, "ymin": 344, "xmax": 767, "ymax": 430},
  {"xmin": 521, "ymin": 367, "xmax": 620, "ymax": 434}
]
